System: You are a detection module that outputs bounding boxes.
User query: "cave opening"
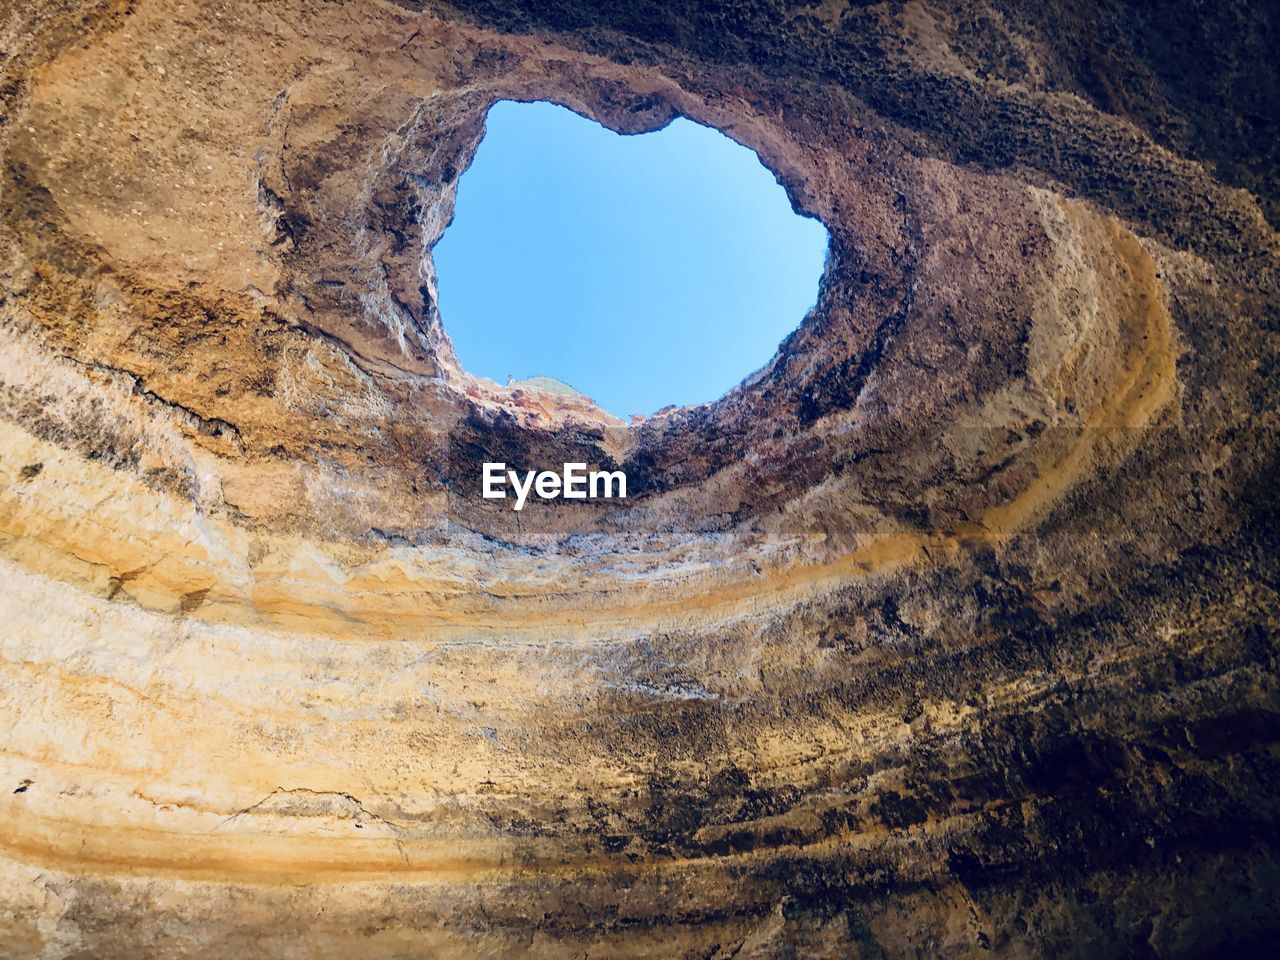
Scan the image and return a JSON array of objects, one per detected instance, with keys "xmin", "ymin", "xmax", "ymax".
[{"xmin": 432, "ymin": 99, "xmax": 829, "ymax": 419}]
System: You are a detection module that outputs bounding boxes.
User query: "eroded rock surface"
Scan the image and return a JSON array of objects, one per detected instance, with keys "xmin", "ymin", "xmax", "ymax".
[{"xmin": 0, "ymin": 0, "xmax": 1277, "ymax": 956}]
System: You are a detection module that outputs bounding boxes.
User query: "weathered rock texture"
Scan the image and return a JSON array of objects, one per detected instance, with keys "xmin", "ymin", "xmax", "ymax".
[{"xmin": 1, "ymin": 0, "xmax": 1277, "ymax": 956}]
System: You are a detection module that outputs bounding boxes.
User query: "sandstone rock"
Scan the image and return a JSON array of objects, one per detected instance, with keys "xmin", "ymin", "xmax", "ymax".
[{"xmin": 0, "ymin": 0, "xmax": 1277, "ymax": 956}]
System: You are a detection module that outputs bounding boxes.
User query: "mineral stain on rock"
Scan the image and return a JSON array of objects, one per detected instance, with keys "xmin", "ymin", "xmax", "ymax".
[{"xmin": 0, "ymin": 0, "xmax": 1277, "ymax": 957}]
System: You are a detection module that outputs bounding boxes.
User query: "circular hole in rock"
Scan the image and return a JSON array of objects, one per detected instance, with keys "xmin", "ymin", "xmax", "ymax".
[{"xmin": 433, "ymin": 100, "xmax": 829, "ymax": 419}]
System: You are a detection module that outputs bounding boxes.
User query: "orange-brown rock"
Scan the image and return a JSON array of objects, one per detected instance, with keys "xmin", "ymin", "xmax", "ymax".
[{"xmin": 0, "ymin": 0, "xmax": 1277, "ymax": 956}]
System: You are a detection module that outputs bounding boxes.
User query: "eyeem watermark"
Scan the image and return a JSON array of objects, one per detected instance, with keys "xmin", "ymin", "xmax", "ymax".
[{"xmin": 483, "ymin": 462, "xmax": 627, "ymax": 511}]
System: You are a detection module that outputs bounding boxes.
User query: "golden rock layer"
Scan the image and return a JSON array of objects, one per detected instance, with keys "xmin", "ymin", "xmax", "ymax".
[{"xmin": 0, "ymin": 0, "xmax": 1277, "ymax": 956}]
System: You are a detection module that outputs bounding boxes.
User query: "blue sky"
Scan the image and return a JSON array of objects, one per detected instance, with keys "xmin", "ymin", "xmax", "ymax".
[{"xmin": 432, "ymin": 100, "xmax": 828, "ymax": 417}]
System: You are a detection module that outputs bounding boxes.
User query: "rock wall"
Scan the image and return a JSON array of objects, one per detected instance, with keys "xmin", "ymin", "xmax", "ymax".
[{"xmin": 0, "ymin": 0, "xmax": 1277, "ymax": 956}]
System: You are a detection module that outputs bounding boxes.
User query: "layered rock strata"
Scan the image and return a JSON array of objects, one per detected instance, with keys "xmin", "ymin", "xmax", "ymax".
[{"xmin": 0, "ymin": 0, "xmax": 1277, "ymax": 956}]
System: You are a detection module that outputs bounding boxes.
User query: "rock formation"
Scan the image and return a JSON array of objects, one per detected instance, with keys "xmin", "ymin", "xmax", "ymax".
[{"xmin": 0, "ymin": 0, "xmax": 1277, "ymax": 956}]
